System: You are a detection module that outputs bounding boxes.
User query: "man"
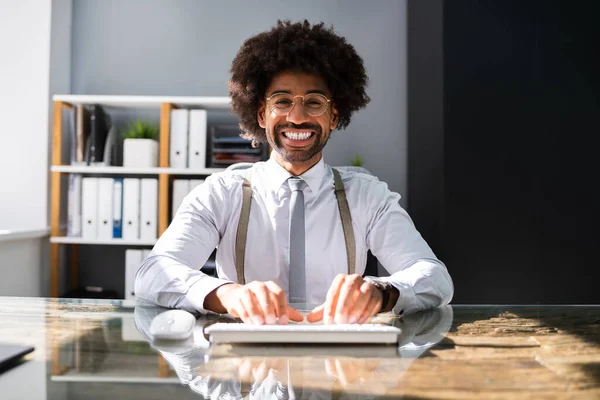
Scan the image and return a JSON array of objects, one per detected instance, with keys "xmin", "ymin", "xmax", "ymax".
[{"xmin": 135, "ymin": 20, "xmax": 453, "ymax": 325}]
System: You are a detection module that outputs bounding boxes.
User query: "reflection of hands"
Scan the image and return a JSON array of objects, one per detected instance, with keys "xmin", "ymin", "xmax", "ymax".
[
  {"xmin": 324, "ymin": 357, "xmax": 380, "ymax": 386},
  {"xmin": 307, "ymin": 274, "xmax": 382, "ymax": 324},
  {"xmin": 212, "ymin": 282, "xmax": 304, "ymax": 325},
  {"xmin": 237, "ymin": 358, "xmax": 287, "ymax": 387}
]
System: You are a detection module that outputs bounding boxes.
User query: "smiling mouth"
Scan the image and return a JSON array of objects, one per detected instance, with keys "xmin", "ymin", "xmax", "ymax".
[{"xmin": 282, "ymin": 131, "xmax": 315, "ymax": 141}]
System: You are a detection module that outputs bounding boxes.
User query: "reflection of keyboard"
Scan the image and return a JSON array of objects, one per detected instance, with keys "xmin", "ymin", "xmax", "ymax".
[{"xmin": 204, "ymin": 323, "xmax": 401, "ymax": 344}]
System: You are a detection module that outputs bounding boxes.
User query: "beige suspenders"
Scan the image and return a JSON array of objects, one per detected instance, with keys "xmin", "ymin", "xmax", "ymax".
[
  {"xmin": 332, "ymin": 168, "xmax": 356, "ymax": 277},
  {"xmin": 234, "ymin": 168, "xmax": 254, "ymax": 284},
  {"xmin": 234, "ymin": 167, "xmax": 355, "ymax": 284}
]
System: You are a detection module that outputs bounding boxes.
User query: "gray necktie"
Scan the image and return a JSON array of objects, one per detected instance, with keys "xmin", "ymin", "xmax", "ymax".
[{"xmin": 288, "ymin": 177, "xmax": 307, "ymax": 304}]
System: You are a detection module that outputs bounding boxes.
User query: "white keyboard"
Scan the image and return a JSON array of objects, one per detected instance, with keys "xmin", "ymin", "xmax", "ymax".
[{"xmin": 204, "ymin": 323, "xmax": 401, "ymax": 344}]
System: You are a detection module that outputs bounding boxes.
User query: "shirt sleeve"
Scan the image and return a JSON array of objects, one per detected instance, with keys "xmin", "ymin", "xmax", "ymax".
[
  {"xmin": 134, "ymin": 174, "xmax": 236, "ymax": 314},
  {"xmin": 363, "ymin": 177, "xmax": 454, "ymax": 315}
]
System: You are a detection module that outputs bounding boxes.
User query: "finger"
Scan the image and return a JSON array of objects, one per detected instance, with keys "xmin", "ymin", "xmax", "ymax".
[
  {"xmin": 253, "ymin": 360, "xmax": 270, "ymax": 385},
  {"xmin": 233, "ymin": 297, "xmax": 252, "ymax": 324},
  {"xmin": 324, "ymin": 358, "xmax": 338, "ymax": 380},
  {"xmin": 335, "ymin": 359, "xmax": 352, "ymax": 386},
  {"xmin": 334, "ymin": 275, "xmax": 362, "ymax": 324},
  {"xmin": 250, "ymin": 283, "xmax": 276, "ymax": 324},
  {"xmin": 241, "ymin": 288, "xmax": 264, "ymax": 325},
  {"xmin": 358, "ymin": 293, "xmax": 382, "ymax": 324},
  {"xmin": 306, "ymin": 303, "xmax": 325, "ymax": 323},
  {"xmin": 286, "ymin": 305, "xmax": 305, "ymax": 322},
  {"xmin": 352, "ymin": 282, "xmax": 376, "ymax": 323},
  {"xmin": 264, "ymin": 281, "xmax": 288, "ymax": 324},
  {"xmin": 324, "ymin": 274, "xmax": 346, "ymax": 324},
  {"xmin": 238, "ymin": 358, "xmax": 254, "ymax": 381}
]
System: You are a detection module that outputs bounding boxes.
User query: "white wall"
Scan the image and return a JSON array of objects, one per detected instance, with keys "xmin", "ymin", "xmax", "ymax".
[
  {"xmin": 0, "ymin": 0, "xmax": 52, "ymax": 230},
  {"xmin": 0, "ymin": 0, "xmax": 71, "ymax": 297}
]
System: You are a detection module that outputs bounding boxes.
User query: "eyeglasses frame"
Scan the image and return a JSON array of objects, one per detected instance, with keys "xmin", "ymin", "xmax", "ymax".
[{"xmin": 265, "ymin": 93, "xmax": 332, "ymax": 117}]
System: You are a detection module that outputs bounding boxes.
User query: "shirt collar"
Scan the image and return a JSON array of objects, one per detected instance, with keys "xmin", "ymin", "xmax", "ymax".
[{"xmin": 264, "ymin": 151, "xmax": 327, "ymax": 193}]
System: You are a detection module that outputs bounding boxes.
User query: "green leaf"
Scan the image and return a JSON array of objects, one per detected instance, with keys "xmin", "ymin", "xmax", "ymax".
[
  {"xmin": 121, "ymin": 120, "xmax": 159, "ymax": 140},
  {"xmin": 351, "ymin": 153, "xmax": 363, "ymax": 167}
]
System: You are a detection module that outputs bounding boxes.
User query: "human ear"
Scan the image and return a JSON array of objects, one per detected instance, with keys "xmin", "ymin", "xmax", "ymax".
[
  {"xmin": 329, "ymin": 105, "xmax": 339, "ymax": 130},
  {"xmin": 257, "ymin": 101, "xmax": 266, "ymax": 128}
]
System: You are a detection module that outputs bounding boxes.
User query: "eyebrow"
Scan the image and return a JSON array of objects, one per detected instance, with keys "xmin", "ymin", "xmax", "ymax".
[{"xmin": 267, "ymin": 89, "xmax": 328, "ymax": 97}]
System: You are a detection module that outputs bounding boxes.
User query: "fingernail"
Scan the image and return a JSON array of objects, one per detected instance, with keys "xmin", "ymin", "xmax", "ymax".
[
  {"xmin": 348, "ymin": 316, "xmax": 357, "ymax": 324},
  {"xmin": 266, "ymin": 314, "xmax": 276, "ymax": 324},
  {"xmin": 253, "ymin": 315, "xmax": 264, "ymax": 325},
  {"xmin": 279, "ymin": 315, "xmax": 288, "ymax": 325}
]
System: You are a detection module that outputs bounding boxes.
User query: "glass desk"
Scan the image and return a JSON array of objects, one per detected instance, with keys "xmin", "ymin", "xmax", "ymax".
[{"xmin": 0, "ymin": 297, "xmax": 598, "ymax": 399}]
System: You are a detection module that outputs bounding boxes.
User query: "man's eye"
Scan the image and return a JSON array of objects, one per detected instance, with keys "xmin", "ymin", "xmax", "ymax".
[{"xmin": 275, "ymin": 99, "xmax": 292, "ymax": 105}]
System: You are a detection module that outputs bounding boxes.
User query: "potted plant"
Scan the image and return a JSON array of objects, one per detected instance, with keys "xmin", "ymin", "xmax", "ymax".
[{"xmin": 122, "ymin": 120, "xmax": 159, "ymax": 168}]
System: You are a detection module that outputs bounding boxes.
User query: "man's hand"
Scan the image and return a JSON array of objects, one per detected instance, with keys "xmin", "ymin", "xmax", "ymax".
[
  {"xmin": 306, "ymin": 274, "xmax": 382, "ymax": 324},
  {"xmin": 205, "ymin": 281, "xmax": 304, "ymax": 325}
]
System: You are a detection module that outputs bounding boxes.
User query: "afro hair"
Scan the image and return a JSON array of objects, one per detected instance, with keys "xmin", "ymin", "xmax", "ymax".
[{"xmin": 227, "ymin": 20, "xmax": 370, "ymax": 144}]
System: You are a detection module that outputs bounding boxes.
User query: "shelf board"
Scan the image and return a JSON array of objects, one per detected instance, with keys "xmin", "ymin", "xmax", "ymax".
[
  {"xmin": 51, "ymin": 375, "xmax": 180, "ymax": 384},
  {"xmin": 0, "ymin": 228, "xmax": 49, "ymax": 242},
  {"xmin": 50, "ymin": 165, "xmax": 225, "ymax": 175},
  {"xmin": 50, "ymin": 237, "xmax": 155, "ymax": 246},
  {"xmin": 53, "ymin": 94, "xmax": 231, "ymax": 110}
]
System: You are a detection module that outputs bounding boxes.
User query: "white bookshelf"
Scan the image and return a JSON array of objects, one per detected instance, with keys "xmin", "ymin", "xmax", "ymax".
[
  {"xmin": 53, "ymin": 94, "xmax": 231, "ymax": 110},
  {"xmin": 51, "ymin": 165, "xmax": 225, "ymax": 175},
  {"xmin": 49, "ymin": 94, "xmax": 237, "ymax": 298},
  {"xmin": 50, "ymin": 237, "xmax": 156, "ymax": 246}
]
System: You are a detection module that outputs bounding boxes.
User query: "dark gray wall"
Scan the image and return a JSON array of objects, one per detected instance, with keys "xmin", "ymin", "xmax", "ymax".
[
  {"xmin": 409, "ymin": 0, "xmax": 600, "ymax": 304},
  {"xmin": 70, "ymin": 0, "xmax": 408, "ymax": 296}
]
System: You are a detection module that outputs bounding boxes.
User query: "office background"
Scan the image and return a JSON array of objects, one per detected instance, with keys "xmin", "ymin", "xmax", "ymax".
[{"xmin": 0, "ymin": 0, "xmax": 598, "ymax": 303}]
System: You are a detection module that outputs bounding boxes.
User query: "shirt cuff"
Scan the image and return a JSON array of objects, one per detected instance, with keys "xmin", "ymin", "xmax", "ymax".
[
  {"xmin": 378, "ymin": 278, "xmax": 417, "ymax": 316},
  {"xmin": 178, "ymin": 275, "xmax": 233, "ymax": 314}
]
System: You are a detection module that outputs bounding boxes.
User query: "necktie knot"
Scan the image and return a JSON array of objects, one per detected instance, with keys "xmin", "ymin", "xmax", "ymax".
[{"xmin": 288, "ymin": 177, "xmax": 307, "ymax": 192}]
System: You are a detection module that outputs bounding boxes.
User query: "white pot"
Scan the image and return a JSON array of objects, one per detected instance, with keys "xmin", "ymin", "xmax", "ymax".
[{"xmin": 123, "ymin": 139, "xmax": 158, "ymax": 168}]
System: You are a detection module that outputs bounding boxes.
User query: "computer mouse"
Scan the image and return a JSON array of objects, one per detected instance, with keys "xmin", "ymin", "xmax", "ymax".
[{"xmin": 149, "ymin": 309, "xmax": 196, "ymax": 340}]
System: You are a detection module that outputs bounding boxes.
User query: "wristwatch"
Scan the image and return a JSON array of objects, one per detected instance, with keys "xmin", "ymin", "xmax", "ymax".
[{"xmin": 363, "ymin": 277, "xmax": 396, "ymax": 313}]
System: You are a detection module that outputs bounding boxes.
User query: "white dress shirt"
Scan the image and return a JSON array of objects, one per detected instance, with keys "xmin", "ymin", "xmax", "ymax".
[{"xmin": 135, "ymin": 153, "xmax": 454, "ymax": 315}]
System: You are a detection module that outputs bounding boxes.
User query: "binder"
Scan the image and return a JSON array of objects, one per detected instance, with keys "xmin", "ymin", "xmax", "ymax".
[
  {"xmin": 75, "ymin": 105, "xmax": 89, "ymax": 165},
  {"xmin": 171, "ymin": 179, "xmax": 190, "ymax": 220},
  {"xmin": 67, "ymin": 174, "xmax": 82, "ymax": 237},
  {"xmin": 139, "ymin": 178, "xmax": 158, "ymax": 241},
  {"xmin": 124, "ymin": 249, "xmax": 143, "ymax": 301},
  {"xmin": 189, "ymin": 109, "xmax": 207, "ymax": 169},
  {"xmin": 68, "ymin": 107, "xmax": 77, "ymax": 165},
  {"xmin": 112, "ymin": 178, "xmax": 123, "ymax": 238},
  {"xmin": 122, "ymin": 178, "xmax": 140, "ymax": 240},
  {"xmin": 81, "ymin": 177, "xmax": 99, "ymax": 239},
  {"xmin": 97, "ymin": 178, "xmax": 114, "ymax": 240},
  {"xmin": 87, "ymin": 104, "xmax": 110, "ymax": 165},
  {"xmin": 169, "ymin": 109, "xmax": 189, "ymax": 168}
]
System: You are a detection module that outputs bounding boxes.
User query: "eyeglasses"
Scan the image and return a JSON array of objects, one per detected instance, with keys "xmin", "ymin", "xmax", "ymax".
[{"xmin": 265, "ymin": 93, "xmax": 332, "ymax": 117}]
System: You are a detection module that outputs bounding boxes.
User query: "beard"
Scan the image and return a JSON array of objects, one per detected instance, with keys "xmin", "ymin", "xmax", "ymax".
[{"xmin": 268, "ymin": 122, "xmax": 329, "ymax": 163}]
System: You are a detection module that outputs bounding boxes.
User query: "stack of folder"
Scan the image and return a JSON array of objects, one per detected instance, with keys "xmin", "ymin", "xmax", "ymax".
[
  {"xmin": 169, "ymin": 109, "xmax": 208, "ymax": 169},
  {"xmin": 69, "ymin": 177, "xmax": 158, "ymax": 241}
]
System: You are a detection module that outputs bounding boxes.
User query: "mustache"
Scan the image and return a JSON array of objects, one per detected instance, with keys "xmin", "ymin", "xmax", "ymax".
[{"xmin": 275, "ymin": 123, "xmax": 321, "ymax": 134}]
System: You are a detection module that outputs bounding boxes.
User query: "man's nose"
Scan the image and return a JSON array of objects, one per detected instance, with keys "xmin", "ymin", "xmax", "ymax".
[{"xmin": 286, "ymin": 98, "xmax": 311, "ymax": 124}]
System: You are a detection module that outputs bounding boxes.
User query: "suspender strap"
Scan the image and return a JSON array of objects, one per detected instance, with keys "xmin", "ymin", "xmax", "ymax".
[
  {"xmin": 234, "ymin": 167, "xmax": 356, "ymax": 283},
  {"xmin": 235, "ymin": 168, "xmax": 253, "ymax": 284},
  {"xmin": 332, "ymin": 168, "xmax": 356, "ymax": 275}
]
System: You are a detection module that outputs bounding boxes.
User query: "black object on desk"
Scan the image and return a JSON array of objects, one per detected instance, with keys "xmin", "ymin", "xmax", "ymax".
[{"xmin": 0, "ymin": 344, "xmax": 34, "ymax": 373}]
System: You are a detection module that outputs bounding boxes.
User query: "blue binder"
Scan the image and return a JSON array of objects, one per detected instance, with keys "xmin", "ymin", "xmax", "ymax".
[{"xmin": 113, "ymin": 178, "xmax": 123, "ymax": 238}]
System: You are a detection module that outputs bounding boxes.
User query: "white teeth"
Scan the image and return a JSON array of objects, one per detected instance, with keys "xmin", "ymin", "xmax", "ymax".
[{"xmin": 284, "ymin": 131, "xmax": 312, "ymax": 140}]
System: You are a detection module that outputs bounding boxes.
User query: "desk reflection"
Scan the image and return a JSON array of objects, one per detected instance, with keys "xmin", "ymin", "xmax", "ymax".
[{"xmin": 133, "ymin": 306, "xmax": 453, "ymax": 399}]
